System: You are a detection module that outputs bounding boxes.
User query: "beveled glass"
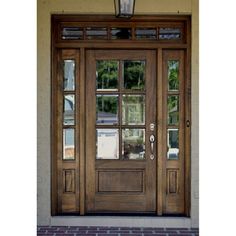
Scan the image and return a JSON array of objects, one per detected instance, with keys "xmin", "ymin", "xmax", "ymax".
[
  {"xmin": 122, "ymin": 95, "xmax": 145, "ymax": 125},
  {"xmin": 123, "ymin": 60, "xmax": 145, "ymax": 90},
  {"xmin": 96, "ymin": 129, "xmax": 119, "ymax": 159},
  {"xmin": 168, "ymin": 60, "xmax": 179, "ymax": 91},
  {"xmin": 122, "ymin": 129, "xmax": 145, "ymax": 160},
  {"xmin": 63, "ymin": 128, "xmax": 75, "ymax": 160},
  {"xmin": 64, "ymin": 60, "xmax": 75, "ymax": 91},
  {"xmin": 111, "ymin": 28, "xmax": 132, "ymax": 39},
  {"xmin": 159, "ymin": 28, "xmax": 181, "ymax": 40},
  {"xmin": 96, "ymin": 60, "xmax": 118, "ymax": 91},
  {"xmin": 167, "ymin": 129, "xmax": 179, "ymax": 160},
  {"xmin": 135, "ymin": 28, "xmax": 157, "ymax": 39},
  {"xmin": 96, "ymin": 95, "xmax": 119, "ymax": 125},
  {"xmin": 64, "ymin": 95, "xmax": 75, "ymax": 125},
  {"xmin": 168, "ymin": 95, "xmax": 179, "ymax": 125}
]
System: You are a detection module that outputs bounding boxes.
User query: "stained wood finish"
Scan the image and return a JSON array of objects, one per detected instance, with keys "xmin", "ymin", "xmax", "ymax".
[
  {"xmin": 162, "ymin": 50, "xmax": 185, "ymax": 214},
  {"xmin": 51, "ymin": 15, "xmax": 191, "ymax": 216},
  {"xmin": 86, "ymin": 50, "xmax": 156, "ymax": 213}
]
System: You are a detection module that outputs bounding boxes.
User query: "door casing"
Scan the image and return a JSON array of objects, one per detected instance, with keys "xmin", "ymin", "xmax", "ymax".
[{"xmin": 51, "ymin": 15, "xmax": 191, "ymax": 216}]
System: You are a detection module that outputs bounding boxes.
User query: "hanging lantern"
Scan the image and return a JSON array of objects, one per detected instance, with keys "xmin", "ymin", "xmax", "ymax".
[{"xmin": 114, "ymin": 0, "xmax": 135, "ymax": 18}]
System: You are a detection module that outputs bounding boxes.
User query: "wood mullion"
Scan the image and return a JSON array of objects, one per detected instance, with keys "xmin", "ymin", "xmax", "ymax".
[
  {"xmin": 157, "ymin": 48, "xmax": 163, "ymax": 215},
  {"xmin": 79, "ymin": 47, "xmax": 85, "ymax": 215},
  {"xmin": 185, "ymin": 17, "xmax": 191, "ymax": 216},
  {"xmin": 119, "ymin": 60, "xmax": 122, "ymax": 160}
]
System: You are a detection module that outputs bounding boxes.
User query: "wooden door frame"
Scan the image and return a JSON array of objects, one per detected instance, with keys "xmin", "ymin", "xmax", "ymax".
[{"xmin": 51, "ymin": 15, "xmax": 191, "ymax": 216}]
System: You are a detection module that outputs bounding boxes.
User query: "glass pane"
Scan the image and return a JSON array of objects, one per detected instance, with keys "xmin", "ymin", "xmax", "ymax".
[
  {"xmin": 167, "ymin": 129, "xmax": 179, "ymax": 160},
  {"xmin": 96, "ymin": 95, "xmax": 118, "ymax": 125},
  {"xmin": 168, "ymin": 60, "xmax": 179, "ymax": 91},
  {"xmin": 62, "ymin": 27, "xmax": 83, "ymax": 40},
  {"xmin": 122, "ymin": 95, "xmax": 145, "ymax": 125},
  {"xmin": 123, "ymin": 61, "xmax": 145, "ymax": 90},
  {"xmin": 159, "ymin": 28, "xmax": 181, "ymax": 40},
  {"xmin": 64, "ymin": 60, "xmax": 75, "ymax": 91},
  {"xmin": 86, "ymin": 27, "xmax": 108, "ymax": 40},
  {"xmin": 63, "ymin": 129, "xmax": 75, "ymax": 160},
  {"xmin": 111, "ymin": 28, "xmax": 131, "ymax": 39},
  {"xmin": 96, "ymin": 129, "xmax": 119, "ymax": 159},
  {"xmin": 64, "ymin": 95, "xmax": 75, "ymax": 125},
  {"xmin": 96, "ymin": 60, "xmax": 118, "ymax": 91},
  {"xmin": 122, "ymin": 129, "xmax": 145, "ymax": 160},
  {"xmin": 168, "ymin": 96, "xmax": 179, "ymax": 125},
  {"xmin": 135, "ymin": 28, "xmax": 157, "ymax": 39}
]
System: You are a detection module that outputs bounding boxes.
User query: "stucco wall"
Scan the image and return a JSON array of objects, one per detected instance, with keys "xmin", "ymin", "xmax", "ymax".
[{"xmin": 37, "ymin": 0, "xmax": 199, "ymax": 227}]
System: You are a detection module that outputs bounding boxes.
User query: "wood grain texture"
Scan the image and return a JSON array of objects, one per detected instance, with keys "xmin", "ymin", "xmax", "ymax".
[{"xmin": 51, "ymin": 15, "xmax": 191, "ymax": 216}]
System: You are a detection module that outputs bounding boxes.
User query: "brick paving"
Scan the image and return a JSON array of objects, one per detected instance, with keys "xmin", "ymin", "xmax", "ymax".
[{"xmin": 37, "ymin": 226, "xmax": 199, "ymax": 236}]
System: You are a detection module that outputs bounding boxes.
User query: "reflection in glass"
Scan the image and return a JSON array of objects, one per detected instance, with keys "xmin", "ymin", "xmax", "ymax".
[
  {"xmin": 123, "ymin": 61, "xmax": 145, "ymax": 90},
  {"xmin": 167, "ymin": 129, "xmax": 179, "ymax": 160},
  {"xmin": 96, "ymin": 60, "xmax": 118, "ymax": 90},
  {"xmin": 96, "ymin": 95, "xmax": 118, "ymax": 125},
  {"xmin": 168, "ymin": 60, "xmax": 179, "ymax": 91},
  {"xmin": 64, "ymin": 60, "xmax": 75, "ymax": 90},
  {"xmin": 122, "ymin": 95, "xmax": 145, "ymax": 125},
  {"xmin": 96, "ymin": 129, "xmax": 119, "ymax": 159},
  {"xmin": 63, "ymin": 129, "xmax": 75, "ymax": 160},
  {"xmin": 62, "ymin": 27, "xmax": 83, "ymax": 40},
  {"xmin": 111, "ymin": 28, "xmax": 131, "ymax": 39},
  {"xmin": 159, "ymin": 28, "xmax": 181, "ymax": 40},
  {"xmin": 86, "ymin": 27, "xmax": 108, "ymax": 40},
  {"xmin": 64, "ymin": 95, "xmax": 75, "ymax": 125},
  {"xmin": 135, "ymin": 28, "xmax": 157, "ymax": 39},
  {"xmin": 122, "ymin": 129, "xmax": 145, "ymax": 160},
  {"xmin": 168, "ymin": 96, "xmax": 179, "ymax": 125}
]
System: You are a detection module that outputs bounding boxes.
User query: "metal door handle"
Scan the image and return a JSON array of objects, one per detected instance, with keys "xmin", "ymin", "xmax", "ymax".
[{"xmin": 149, "ymin": 134, "xmax": 155, "ymax": 160}]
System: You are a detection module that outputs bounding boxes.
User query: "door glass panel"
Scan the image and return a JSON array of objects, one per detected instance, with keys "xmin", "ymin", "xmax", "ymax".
[
  {"xmin": 168, "ymin": 95, "xmax": 179, "ymax": 125},
  {"xmin": 96, "ymin": 129, "xmax": 119, "ymax": 159},
  {"xmin": 96, "ymin": 60, "xmax": 118, "ymax": 91},
  {"xmin": 64, "ymin": 60, "xmax": 75, "ymax": 91},
  {"xmin": 135, "ymin": 28, "xmax": 157, "ymax": 39},
  {"xmin": 63, "ymin": 128, "xmax": 75, "ymax": 160},
  {"xmin": 62, "ymin": 27, "xmax": 83, "ymax": 40},
  {"xmin": 86, "ymin": 27, "xmax": 108, "ymax": 40},
  {"xmin": 111, "ymin": 28, "xmax": 132, "ymax": 39},
  {"xmin": 64, "ymin": 95, "xmax": 75, "ymax": 125},
  {"xmin": 122, "ymin": 95, "xmax": 145, "ymax": 125},
  {"xmin": 122, "ymin": 129, "xmax": 145, "ymax": 160},
  {"xmin": 96, "ymin": 95, "xmax": 119, "ymax": 125},
  {"xmin": 159, "ymin": 28, "xmax": 181, "ymax": 40},
  {"xmin": 167, "ymin": 129, "xmax": 179, "ymax": 160},
  {"xmin": 168, "ymin": 60, "xmax": 179, "ymax": 91},
  {"xmin": 123, "ymin": 60, "xmax": 145, "ymax": 90}
]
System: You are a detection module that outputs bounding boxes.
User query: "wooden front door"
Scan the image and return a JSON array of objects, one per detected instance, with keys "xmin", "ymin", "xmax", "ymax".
[
  {"xmin": 51, "ymin": 15, "xmax": 191, "ymax": 216},
  {"xmin": 85, "ymin": 50, "xmax": 157, "ymax": 213}
]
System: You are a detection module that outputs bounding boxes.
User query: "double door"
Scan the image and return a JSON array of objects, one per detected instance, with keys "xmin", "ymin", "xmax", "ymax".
[{"xmin": 53, "ymin": 48, "xmax": 188, "ymax": 215}]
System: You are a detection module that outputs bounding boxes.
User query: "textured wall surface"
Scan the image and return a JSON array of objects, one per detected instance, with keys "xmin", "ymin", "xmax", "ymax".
[{"xmin": 37, "ymin": 0, "xmax": 199, "ymax": 227}]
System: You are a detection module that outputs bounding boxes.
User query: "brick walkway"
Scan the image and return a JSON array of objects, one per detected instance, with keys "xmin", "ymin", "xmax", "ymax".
[{"xmin": 37, "ymin": 226, "xmax": 199, "ymax": 236}]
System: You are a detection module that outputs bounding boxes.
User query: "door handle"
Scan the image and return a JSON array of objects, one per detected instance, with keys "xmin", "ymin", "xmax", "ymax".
[{"xmin": 149, "ymin": 134, "xmax": 155, "ymax": 160}]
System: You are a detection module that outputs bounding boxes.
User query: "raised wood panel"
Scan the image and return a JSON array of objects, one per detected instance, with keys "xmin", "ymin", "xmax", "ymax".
[
  {"xmin": 63, "ymin": 169, "xmax": 75, "ymax": 193},
  {"xmin": 167, "ymin": 169, "xmax": 178, "ymax": 194},
  {"xmin": 97, "ymin": 170, "xmax": 144, "ymax": 193}
]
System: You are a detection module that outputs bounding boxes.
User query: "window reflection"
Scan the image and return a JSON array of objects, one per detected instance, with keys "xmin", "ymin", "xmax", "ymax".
[
  {"xmin": 122, "ymin": 129, "xmax": 145, "ymax": 160},
  {"xmin": 63, "ymin": 129, "xmax": 75, "ymax": 160},
  {"xmin": 96, "ymin": 60, "xmax": 118, "ymax": 91},
  {"xmin": 123, "ymin": 60, "xmax": 145, "ymax": 90},
  {"xmin": 64, "ymin": 95, "xmax": 75, "ymax": 125},
  {"xmin": 168, "ymin": 60, "xmax": 179, "ymax": 91},
  {"xmin": 167, "ymin": 129, "xmax": 179, "ymax": 160},
  {"xmin": 64, "ymin": 60, "xmax": 75, "ymax": 90},
  {"xmin": 168, "ymin": 95, "xmax": 179, "ymax": 125},
  {"xmin": 96, "ymin": 129, "xmax": 119, "ymax": 159},
  {"xmin": 96, "ymin": 95, "xmax": 118, "ymax": 125},
  {"xmin": 122, "ymin": 95, "xmax": 145, "ymax": 125}
]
